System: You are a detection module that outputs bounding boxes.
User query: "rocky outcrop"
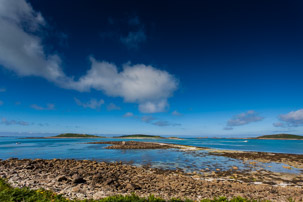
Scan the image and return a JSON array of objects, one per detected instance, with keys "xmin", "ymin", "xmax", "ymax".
[
  {"xmin": 88, "ymin": 141, "xmax": 180, "ymax": 149},
  {"xmin": 88, "ymin": 141, "xmax": 208, "ymax": 150},
  {"xmin": 0, "ymin": 158, "xmax": 302, "ymax": 201},
  {"xmin": 210, "ymin": 151, "xmax": 303, "ymax": 169}
]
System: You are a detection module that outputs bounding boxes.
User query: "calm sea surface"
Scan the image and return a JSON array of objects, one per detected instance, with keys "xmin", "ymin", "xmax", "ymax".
[{"xmin": 0, "ymin": 137, "xmax": 302, "ymax": 174}]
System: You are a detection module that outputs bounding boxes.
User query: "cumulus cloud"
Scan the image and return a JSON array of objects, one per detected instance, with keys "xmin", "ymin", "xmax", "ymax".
[
  {"xmin": 273, "ymin": 122, "xmax": 285, "ymax": 128},
  {"xmin": 274, "ymin": 109, "xmax": 303, "ymax": 127},
  {"xmin": 141, "ymin": 116, "xmax": 157, "ymax": 123},
  {"xmin": 0, "ymin": 88, "xmax": 6, "ymax": 92},
  {"xmin": 72, "ymin": 58, "xmax": 178, "ymax": 113},
  {"xmin": 30, "ymin": 103, "xmax": 55, "ymax": 110},
  {"xmin": 0, "ymin": 1, "xmax": 178, "ymax": 113},
  {"xmin": 153, "ymin": 120, "xmax": 181, "ymax": 127},
  {"xmin": 37, "ymin": 122, "xmax": 49, "ymax": 127},
  {"xmin": 107, "ymin": 103, "xmax": 120, "ymax": 111},
  {"xmin": 123, "ymin": 112, "xmax": 134, "ymax": 117},
  {"xmin": 123, "ymin": 112, "xmax": 180, "ymax": 127},
  {"xmin": 0, "ymin": 0, "xmax": 67, "ymax": 85},
  {"xmin": 74, "ymin": 98, "xmax": 104, "ymax": 109},
  {"xmin": 1, "ymin": 118, "xmax": 30, "ymax": 126},
  {"xmin": 172, "ymin": 110, "xmax": 182, "ymax": 116},
  {"xmin": 141, "ymin": 115, "xmax": 180, "ymax": 127},
  {"xmin": 224, "ymin": 110, "xmax": 264, "ymax": 130}
]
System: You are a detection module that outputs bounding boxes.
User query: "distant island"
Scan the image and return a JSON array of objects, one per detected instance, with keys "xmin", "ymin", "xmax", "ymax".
[
  {"xmin": 256, "ymin": 134, "xmax": 303, "ymax": 140},
  {"xmin": 22, "ymin": 133, "xmax": 104, "ymax": 139},
  {"xmin": 116, "ymin": 134, "xmax": 184, "ymax": 140},
  {"xmin": 54, "ymin": 133, "xmax": 104, "ymax": 138}
]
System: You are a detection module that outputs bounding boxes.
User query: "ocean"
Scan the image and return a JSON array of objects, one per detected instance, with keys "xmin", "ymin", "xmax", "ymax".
[{"xmin": 0, "ymin": 137, "xmax": 302, "ymax": 174}]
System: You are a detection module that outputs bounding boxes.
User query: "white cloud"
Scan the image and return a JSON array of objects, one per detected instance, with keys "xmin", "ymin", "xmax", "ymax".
[
  {"xmin": 107, "ymin": 103, "xmax": 120, "ymax": 111},
  {"xmin": 224, "ymin": 110, "xmax": 264, "ymax": 130},
  {"xmin": 141, "ymin": 116, "xmax": 157, "ymax": 123},
  {"xmin": 0, "ymin": 0, "xmax": 178, "ymax": 114},
  {"xmin": 0, "ymin": 0, "xmax": 45, "ymax": 28},
  {"xmin": 223, "ymin": 127, "xmax": 233, "ymax": 130},
  {"xmin": 138, "ymin": 100, "xmax": 169, "ymax": 113},
  {"xmin": 123, "ymin": 112, "xmax": 134, "ymax": 117},
  {"xmin": 276, "ymin": 109, "xmax": 303, "ymax": 127},
  {"xmin": 123, "ymin": 113, "xmax": 180, "ymax": 127},
  {"xmin": 140, "ymin": 115, "xmax": 180, "ymax": 127},
  {"xmin": 0, "ymin": 0, "xmax": 67, "ymax": 84},
  {"xmin": 273, "ymin": 122, "xmax": 285, "ymax": 128},
  {"xmin": 72, "ymin": 58, "xmax": 178, "ymax": 113},
  {"xmin": 30, "ymin": 103, "xmax": 55, "ymax": 110},
  {"xmin": 172, "ymin": 110, "xmax": 182, "ymax": 116},
  {"xmin": 1, "ymin": 118, "xmax": 30, "ymax": 126},
  {"xmin": 74, "ymin": 98, "xmax": 104, "ymax": 109}
]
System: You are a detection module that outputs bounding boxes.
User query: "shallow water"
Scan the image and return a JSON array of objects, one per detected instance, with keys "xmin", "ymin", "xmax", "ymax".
[{"xmin": 0, "ymin": 137, "xmax": 302, "ymax": 174}]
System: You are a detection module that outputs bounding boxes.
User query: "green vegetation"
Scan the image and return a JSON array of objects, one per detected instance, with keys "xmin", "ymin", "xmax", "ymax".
[
  {"xmin": 0, "ymin": 178, "xmax": 67, "ymax": 201},
  {"xmin": 118, "ymin": 134, "xmax": 163, "ymax": 138},
  {"xmin": 0, "ymin": 178, "xmax": 265, "ymax": 202},
  {"xmin": 257, "ymin": 134, "xmax": 303, "ymax": 139},
  {"xmin": 54, "ymin": 133, "xmax": 102, "ymax": 138}
]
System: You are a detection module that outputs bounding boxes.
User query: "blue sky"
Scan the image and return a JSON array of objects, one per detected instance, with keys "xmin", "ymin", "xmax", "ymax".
[{"xmin": 0, "ymin": 0, "xmax": 303, "ymax": 137}]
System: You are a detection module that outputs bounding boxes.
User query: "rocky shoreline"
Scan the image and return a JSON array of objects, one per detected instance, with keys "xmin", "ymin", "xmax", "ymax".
[
  {"xmin": 89, "ymin": 140, "xmax": 303, "ymax": 169},
  {"xmin": 208, "ymin": 150, "xmax": 303, "ymax": 169},
  {"xmin": 88, "ymin": 141, "xmax": 179, "ymax": 149},
  {"xmin": 88, "ymin": 141, "xmax": 207, "ymax": 150},
  {"xmin": 1, "ymin": 158, "xmax": 303, "ymax": 201}
]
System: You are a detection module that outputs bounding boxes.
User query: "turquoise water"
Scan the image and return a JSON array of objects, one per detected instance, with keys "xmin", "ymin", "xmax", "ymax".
[{"xmin": 0, "ymin": 137, "xmax": 302, "ymax": 174}]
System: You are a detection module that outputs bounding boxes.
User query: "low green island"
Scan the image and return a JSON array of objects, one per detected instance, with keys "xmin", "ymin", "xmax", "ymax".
[
  {"xmin": 117, "ymin": 134, "xmax": 184, "ymax": 140},
  {"xmin": 54, "ymin": 133, "xmax": 102, "ymax": 138},
  {"xmin": 22, "ymin": 133, "xmax": 104, "ymax": 139},
  {"xmin": 119, "ymin": 134, "xmax": 162, "ymax": 138},
  {"xmin": 256, "ymin": 134, "xmax": 303, "ymax": 140}
]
